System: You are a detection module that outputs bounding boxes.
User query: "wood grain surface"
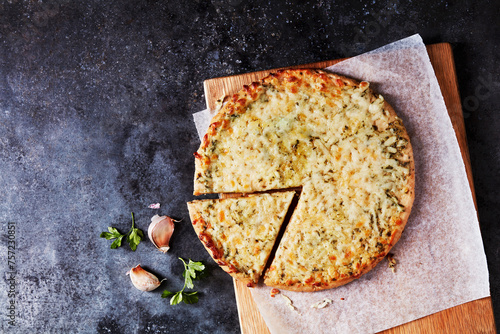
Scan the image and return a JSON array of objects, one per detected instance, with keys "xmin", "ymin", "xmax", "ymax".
[{"xmin": 203, "ymin": 43, "xmax": 496, "ymax": 334}]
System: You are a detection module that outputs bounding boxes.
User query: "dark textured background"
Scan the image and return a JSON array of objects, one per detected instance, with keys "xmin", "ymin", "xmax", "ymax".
[{"xmin": 0, "ymin": 1, "xmax": 498, "ymax": 333}]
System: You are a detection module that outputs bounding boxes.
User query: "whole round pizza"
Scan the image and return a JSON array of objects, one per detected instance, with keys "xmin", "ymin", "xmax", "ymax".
[{"xmin": 188, "ymin": 69, "xmax": 415, "ymax": 292}]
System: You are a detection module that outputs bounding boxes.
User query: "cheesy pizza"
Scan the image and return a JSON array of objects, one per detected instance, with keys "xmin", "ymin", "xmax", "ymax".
[{"xmin": 190, "ymin": 69, "xmax": 414, "ymax": 291}]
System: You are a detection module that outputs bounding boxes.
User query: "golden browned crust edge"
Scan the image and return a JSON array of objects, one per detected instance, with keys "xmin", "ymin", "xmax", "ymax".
[{"xmin": 263, "ymin": 256, "xmax": 387, "ymax": 292}]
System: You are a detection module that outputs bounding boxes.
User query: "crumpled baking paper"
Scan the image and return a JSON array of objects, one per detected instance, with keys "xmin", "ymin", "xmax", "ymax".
[{"xmin": 192, "ymin": 34, "xmax": 490, "ymax": 333}]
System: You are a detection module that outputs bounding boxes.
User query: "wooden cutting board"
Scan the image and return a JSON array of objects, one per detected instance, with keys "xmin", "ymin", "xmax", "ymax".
[{"xmin": 203, "ymin": 43, "xmax": 496, "ymax": 334}]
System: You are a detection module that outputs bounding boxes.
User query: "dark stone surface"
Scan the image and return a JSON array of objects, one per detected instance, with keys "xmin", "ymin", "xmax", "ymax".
[{"xmin": 0, "ymin": 0, "xmax": 498, "ymax": 333}]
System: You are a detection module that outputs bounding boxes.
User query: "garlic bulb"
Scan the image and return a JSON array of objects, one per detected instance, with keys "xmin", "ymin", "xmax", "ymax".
[
  {"xmin": 148, "ymin": 215, "xmax": 175, "ymax": 253},
  {"xmin": 127, "ymin": 265, "xmax": 162, "ymax": 291}
]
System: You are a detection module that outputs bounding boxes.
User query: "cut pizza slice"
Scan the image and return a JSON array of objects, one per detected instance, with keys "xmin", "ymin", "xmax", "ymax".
[
  {"xmin": 187, "ymin": 191, "xmax": 295, "ymax": 286},
  {"xmin": 263, "ymin": 176, "xmax": 410, "ymax": 292}
]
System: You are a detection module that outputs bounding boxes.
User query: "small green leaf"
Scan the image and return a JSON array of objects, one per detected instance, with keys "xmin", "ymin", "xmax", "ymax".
[
  {"xmin": 110, "ymin": 235, "xmax": 124, "ymax": 249},
  {"xmin": 182, "ymin": 291, "xmax": 199, "ymax": 304},
  {"xmin": 128, "ymin": 242, "xmax": 136, "ymax": 251},
  {"xmin": 185, "ymin": 275, "xmax": 194, "ymax": 290},
  {"xmin": 170, "ymin": 292, "xmax": 183, "ymax": 305},
  {"xmin": 188, "ymin": 260, "xmax": 205, "ymax": 273},
  {"xmin": 100, "ymin": 232, "xmax": 112, "ymax": 239},
  {"xmin": 161, "ymin": 290, "xmax": 175, "ymax": 298},
  {"xmin": 136, "ymin": 228, "xmax": 145, "ymax": 239},
  {"xmin": 186, "ymin": 268, "xmax": 195, "ymax": 278},
  {"xmin": 100, "ymin": 227, "xmax": 123, "ymax": 240},
  {"xmin": 128, "ymin": 228, "xmax": 143, "ymax": 251},
  {"xmin": 108, "ymin": 226, "xmax": 121, "ymax": 234}
]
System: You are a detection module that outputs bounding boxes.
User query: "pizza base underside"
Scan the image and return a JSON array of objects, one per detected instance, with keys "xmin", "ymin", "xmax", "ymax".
[{"xmin": 191, "ymin": 69, "xmax": 415, "ymax": 292}]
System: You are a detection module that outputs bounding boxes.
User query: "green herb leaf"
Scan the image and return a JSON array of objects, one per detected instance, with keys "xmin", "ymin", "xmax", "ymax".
[
  {"xmin": 127, "ymin": 228, "xmax": 144, "ymax": 251},
  {"xmin": 110, "ymin": 235, "xmax": 124, "ymax": 249},
  {"xmin": 184, "ymin": 274, "xmax": 194, "ymax": 290},
  {"xmin": 170, "ymin": 292, "xmax": 183, "ymax": 305},
  {"xmin": 100, "ymin": 212, "xmax": 145, "ymax": 251},
  {"xmin": 100, "ymin": 227, "xmax": 123, "ymax": 240},
  {"xmin": 187, "ymin": 260, "xmax": 205, "ymax": 272},
  {"xmin": 182, "ymin": 291, "xmax": 199, "ymax": 304},
  {"xmin": 161, "ymin": 290, "xmax": 175, "ymax": 298},
  {"xmin": 100, "ymin": 232, "xmax": 113, "ymax": 239}
]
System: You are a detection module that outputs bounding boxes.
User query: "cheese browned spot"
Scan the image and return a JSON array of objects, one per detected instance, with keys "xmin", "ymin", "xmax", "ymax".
[
  {"xmin": 187, "ymin": 192, "xmax": 295, "ymax": 285},
  {"xmin": 191, "ymin": 69, "xmax": 414, "ymax": 291}
]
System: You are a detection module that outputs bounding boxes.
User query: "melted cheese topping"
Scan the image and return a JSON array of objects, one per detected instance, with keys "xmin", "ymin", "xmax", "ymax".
[
  {"xmin": 192, "ymin": 69, "xmax": 414, "ymax": 290},
  {"xmin": 187, "ymin": 192, "xmax": 294, "ymax": 284}
]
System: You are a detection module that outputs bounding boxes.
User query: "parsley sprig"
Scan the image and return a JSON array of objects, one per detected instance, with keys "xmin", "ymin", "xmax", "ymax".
[
  {"xmin": 161, "ymin": 258, "xmax": 205, "ymax": 305},
  {"xmin": 100, "ymin": 212, "xmax": 144, "ymax": 251}
]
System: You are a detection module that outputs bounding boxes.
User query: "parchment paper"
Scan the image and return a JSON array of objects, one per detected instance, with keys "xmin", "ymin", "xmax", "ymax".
[{"xmin": 192, "ymin": 34, "xmax": 490, "ymax": 333}]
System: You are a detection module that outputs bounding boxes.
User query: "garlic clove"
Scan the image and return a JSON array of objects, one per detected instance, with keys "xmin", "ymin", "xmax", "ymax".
[
  {"xmin": 127, "ymin": 264, "xmax": 162, "ymax": 291},
  {"xmin": 148, "ymin": 215, "xmax": 175, "ymax": 253}
]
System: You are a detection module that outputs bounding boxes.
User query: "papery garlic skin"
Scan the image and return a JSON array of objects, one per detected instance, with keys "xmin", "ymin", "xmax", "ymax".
[
  {"xmin": 148, "ymin": 215, "xmax": 175, "ymax": 253},
  {"xmin": 127, "ymin": 265, "xmax": 162, "ymax": 291}
]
